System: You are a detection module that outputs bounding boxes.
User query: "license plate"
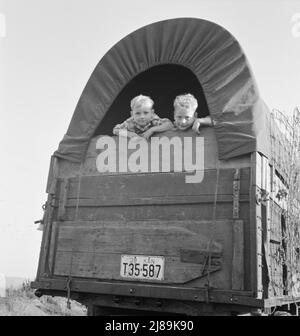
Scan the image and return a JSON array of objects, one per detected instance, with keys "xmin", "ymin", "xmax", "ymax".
[{"xmin": 120, "ymin": 255, "xmax": 165, "ymax": 281}]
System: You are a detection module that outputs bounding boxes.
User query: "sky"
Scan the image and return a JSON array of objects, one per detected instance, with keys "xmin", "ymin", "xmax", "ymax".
[{"xmin": 0, "ymin": 0, "xmax": 300, "ymax": 278}]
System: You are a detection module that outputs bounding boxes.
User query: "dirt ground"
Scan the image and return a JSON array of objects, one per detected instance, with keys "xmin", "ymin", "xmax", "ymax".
[{"xmin": 0, "ymin": 285, "xmax": 87, "ymax": 316}]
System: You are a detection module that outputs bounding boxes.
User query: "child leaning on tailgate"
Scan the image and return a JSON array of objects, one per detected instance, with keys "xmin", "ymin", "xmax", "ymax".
[
  {"xmin": 113, "ymin": 94, "xmax": 173, "ymax": 140},
  {"xmin": 173, "ymin": 93, "xmax": 213, "ymax": 133}
]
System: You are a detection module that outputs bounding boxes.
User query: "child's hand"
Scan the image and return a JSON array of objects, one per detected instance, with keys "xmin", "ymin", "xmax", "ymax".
[
  {"xmin": 141, "ymin": 128, "xmax": 154, "ymax": 140},
  {"xmin": 192, "ymin": 119, "xmax": 201, "ymax": 134}
]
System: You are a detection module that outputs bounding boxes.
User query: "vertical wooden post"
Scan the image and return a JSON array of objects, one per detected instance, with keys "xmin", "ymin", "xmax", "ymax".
[
  {"xmin": 37, "ymin": 179, "xmax": 58, "ymax": 278},
  {"xmin": 250, "ymin": 152, "xmax": 263, "ymax": 298},
  {"xmin": 256, "ymin": 153, "xmax": 263, "ymax": 298},
  {"xmin": 231, "ymin": 169, "xmax": 244, "ymax": 290},
  {"xmin": 261, "ymin": 155, "xmax": 271, "ymax": 298},
  {"xmin": 232, "ymin": 220, "xmax": 244, "ymax": 290}
]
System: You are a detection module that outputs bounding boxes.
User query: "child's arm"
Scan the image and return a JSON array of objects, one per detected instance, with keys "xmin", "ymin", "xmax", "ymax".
[
  {"xmin": 113, "ymin": 119, "xmax": 142, "ymax": 139},
  {"xmin": 192, "ymin": 116, "xmax": 213, "ymax": 134},
  {"xmin": 141, "ymin": 119, "xmax": 174, "ymax": 140},
  {"xmin": 114, "ymin": 129, "xmax": 142, "ymax": 138}
]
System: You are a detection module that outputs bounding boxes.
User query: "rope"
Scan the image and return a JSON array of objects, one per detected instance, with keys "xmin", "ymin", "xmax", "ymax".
[{"xmin": 206, "ymin": 159, "xmax": 220, "ymax": 302}]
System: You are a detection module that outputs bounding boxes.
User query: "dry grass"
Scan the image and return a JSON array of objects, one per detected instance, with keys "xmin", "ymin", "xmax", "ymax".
[{"xmin": 0, "ymin": 280, "xmax": 87, "ymax": 316}]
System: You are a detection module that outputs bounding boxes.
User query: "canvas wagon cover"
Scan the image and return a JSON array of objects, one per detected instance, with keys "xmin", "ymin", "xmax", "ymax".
[{"xmin": 54, "ymin": 17, "xmax": 270, "ymax": 162}]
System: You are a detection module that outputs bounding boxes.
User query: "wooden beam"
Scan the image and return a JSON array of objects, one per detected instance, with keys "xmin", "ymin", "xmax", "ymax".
[{"xmin": 232, "ymin": 220, "xmax": 244, "ymax": 290}]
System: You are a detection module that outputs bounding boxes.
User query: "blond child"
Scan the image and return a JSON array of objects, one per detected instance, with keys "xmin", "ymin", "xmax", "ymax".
[
  {"xmin": 113, "ymin": 95, "xmax": 173, "ymax": 140},
  {"xmin": 173, "ymin": 93, "xmax": 213, "ymax": 133}
]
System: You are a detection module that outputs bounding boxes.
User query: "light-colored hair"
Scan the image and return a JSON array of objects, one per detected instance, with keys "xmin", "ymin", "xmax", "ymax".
[
  {"xmin": 130, "ymin": 95, "xmax": 154, "ymax": 110},
  {"xmin": 174, "ymin": 93, "xmax": 198, "ymax": 111}
]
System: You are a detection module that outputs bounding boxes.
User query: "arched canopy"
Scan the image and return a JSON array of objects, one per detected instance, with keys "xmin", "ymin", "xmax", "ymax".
[
  {"xmin": 54, "ymin": 17, "xmax": 270, "ymax": 162},
  {"xmin": 94, "ymin": 64, "xmax": 210, "ymax": 136}
]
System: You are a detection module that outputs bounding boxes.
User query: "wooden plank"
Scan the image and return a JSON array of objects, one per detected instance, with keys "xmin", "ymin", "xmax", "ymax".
[
  {"xmin": 261, "ymin": 156, "xmax": 271, "ymax": 298},
  {"xmin": 47, "ymin": 222, "xmax": 58, "ymax": 275},
  {"xmin": 232, "ymin": 220, "xmax": 244, "ymax": 290},
  {"xmin": 256, "ymin": 199, "xmax": 263, "ymax": 299},
  {"xmin": 249, "ymin": 153, "xmax": 259, "ymax": 296},
  {"xmin": 61, "ymin": 194, "xmax": 250, "ymax": 208},
  {"xmin": 62, "ymin": 202, "xmax": 250, "ymax": 222},
  {"xmin": 37, "ymin": 183, "xmax": 58, "ymax": 278},
  {"xmin": 32, "ymin": 278, "xmax": 262, "ymax": 307},
  {"xmin": 255, "ymin": 153, "xmax": 266, "ymax": 298},
  {"xmin": 54, "ymin": 252, "xmax": 218, "ymax": 284},
  {"xmin": 251, "ymin": 153, "xmax": 267, "ymax": 298},
  {"xmin": 65, "ymin": 168, "xmax": 251, "ymax": 201},
  {"xmin": 232, "ymin": 169, "xmax": 240, "ymax": 219},
  {"xmin": 266, "ymin": 163, "xmax": 272, "ymax": 196},
  {"xmin": 261, "ymin": 155, "xmax": 267, "ymax": 191},
  {"xmin": 55, "ymin": 223, "xmax": 223, "ymax": 256},
  {"xmin": 83, "ymin": 154, "xmax": 251, "ymax": 176},
  {"xmin": 256, "ymin": 152, "xmax": 262, "ymax": 189},
  {"xmin": 52, "ymin": 219, "xmax": 238, "ymax": 287}
]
